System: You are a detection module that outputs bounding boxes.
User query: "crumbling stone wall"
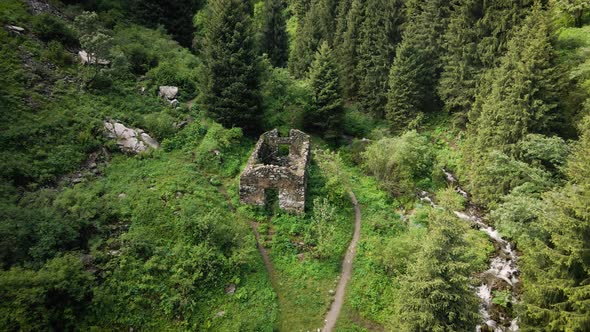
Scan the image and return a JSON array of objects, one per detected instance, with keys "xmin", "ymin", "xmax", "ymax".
[{"xmin": 239, "ymin": 129, "xmax": 311, "ymax": 214}]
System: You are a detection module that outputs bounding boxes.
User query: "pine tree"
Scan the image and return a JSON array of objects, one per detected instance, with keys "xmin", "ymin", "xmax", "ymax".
[
  {"xmin": 386, "ymin": 0, "xmax": 450, "ymax": 130},
  {"xmin": 306, "ymin": 42, "xmax": 344, "ymax": 140},
  {"xmin": 288, "ymin": 0, "xmax": 340, "ymax": 77},
  {"xmin": 291, "ymin": 0, "xmax": 311, "ymax": 21},
  {"xmin": 335, "ymin": 0, "xmax": 365, "ymax": 99},
  {"xmin": 437, "ymin": 0, "xmax": 483, "ymax": 117},
  {"xmin": 463, "ymin": 5, "xmax": 562, "ymax": 205},
  {"xmin": 288, "ymin": 2, "xmax": 325, "ymax": 78},
  {"xmin": 261, "ymin": 0, "xmax": 289, "ymax": 67},
  {"xmin": 475, "ymin": 0, "xmax": 537, "ymax": 69},
  {"xmin": 203, "ymin": 0, "xmax": 261, "ymax": 133},
  {"xmin": 393, "ymin": 209, "xmax": 480, "ymax": 331},
  {"xmin": 554, "ymin": 0, "xmax": 590, "ymax": 27},
  {"xmin": 521, "ymin": 116, "xmax": 590, "ymax": 331},
  {"xmin": 356, "ymin": 0, "xmax": 404, "ymax": 118},
  {"xmin": 315, "ymin": 0, "xmax": 338, "ymax": 44},
  {"xmin": 333, "ymin": 0, "xmax": 353, "ymax": 47}
]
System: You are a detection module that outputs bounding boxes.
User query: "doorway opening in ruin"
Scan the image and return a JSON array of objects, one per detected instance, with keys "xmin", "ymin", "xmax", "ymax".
[{"xmin": 264, "ymin": 188, "xmax": 280, "ymax": 215}]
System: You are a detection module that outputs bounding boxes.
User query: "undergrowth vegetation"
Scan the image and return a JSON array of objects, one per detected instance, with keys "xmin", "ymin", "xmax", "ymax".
[{"xmin": 2, "ymin": 0, "xmax": 590, "ymax": 331}]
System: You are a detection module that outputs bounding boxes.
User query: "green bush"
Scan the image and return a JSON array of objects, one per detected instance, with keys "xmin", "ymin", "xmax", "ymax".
[
  {"xmin": 141, "ymin": 112, "xmax": 176, "ymax": 139},
  {"xmin": 0, "ymin": 254, "xmax": 94, "ymax": 331},
  {"xmin": 31, "ymin": 14, "xmax": 77, "ymax": 46},
  {"xmin": 343, "ymin": 107, "xmax": 374, "ymax": 137},
  {"xmin": 0, "ymin": 0, "xmax": 29, "ymax": 25},
  {"xmin": 362, "ymin": 130, "xmax": 434, "ymax": 195},
  {"xmin": 125, "ymin": 43, "xmax": 159, "ymax": 75},
  {"xmin": 147, "ymin": 61, "xmax": 198, "ymax": 100},
  {"xmin": 41, "ymin": 41, "xmax": 74, "ymax": 66},
  {"xmin": 260, "ymin": 63, "xmax": 310, "ymax": 131}
]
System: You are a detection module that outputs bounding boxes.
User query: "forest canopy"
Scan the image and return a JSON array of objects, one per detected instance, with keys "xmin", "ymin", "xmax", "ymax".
[{"xmin": 0, "ymin": 0, "xmax": 589, "ymax": 331}]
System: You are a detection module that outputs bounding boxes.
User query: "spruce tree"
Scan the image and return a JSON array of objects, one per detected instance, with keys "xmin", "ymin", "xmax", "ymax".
[
  {"xmin": 333, "ymin": 0, "xmax": 353, "ymax": 47},
  {"xmin": 313, "ymin": 0, "xmax": 338, "ymax": 45},
  {"xmin": 393, "ymin": 209, "xmax": 480, "ymax": 331},
  {"xmin": 261, "ymin": 0, "xmax": 289, "ymax": 67},
  {"xmin": 336, "ymin": 0, "xmax": 365, "ymax": 99},
  {"xmin": 288, "ymin": 2, "xmax": 325, "ymax": 78},
  {"xmin": 386, "ymin": 0, "xmax": 450, "ymax": 130},
  {"xmin": 475, "ymin": 0, "xmax": 536, "ymax": 68},
  {"xmin": 203, "ymin": 0, "xmax": 261, "ymax": 133},
  {"xmin": 307, "ymin": 42, "xmax": 344, "ymax": 140},
  {"xmin": 521, "ymin": 116, "xmax": 590, "ymax": 331},
  {"xmin": 464, "ymin": 5, "xmax": 562, "ymax": 204},
  {"xmin": 437, "ymin": 0, "xmax": 483, "ymax": 117},
  {"xmin": 356, "ymin": 0, "xmax": 404, "ymax": 118},
  {"xmin": 291, "ymin": 0, "xmax": 311, "ymax": 21}
]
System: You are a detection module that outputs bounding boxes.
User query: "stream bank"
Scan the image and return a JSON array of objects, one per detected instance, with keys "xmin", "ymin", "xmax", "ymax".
[{"xmin": 421, "ymin": 170, "xmax": 520, "ymax": 332}]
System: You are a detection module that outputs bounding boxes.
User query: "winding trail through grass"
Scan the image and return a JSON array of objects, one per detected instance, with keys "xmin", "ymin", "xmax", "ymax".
[
  {"xmin": 218, "ymin": 186, "xmax": 280, "ymax": 301},
  {"xmin": 323, "ymin": 191, "xmax": 362, "ymax": 332}
]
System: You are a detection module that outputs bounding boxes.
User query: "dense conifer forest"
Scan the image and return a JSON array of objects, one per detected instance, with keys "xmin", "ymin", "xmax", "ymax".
[{"xmin": 1, "ymin": 0, "xmax": 589, "ymax": 331}]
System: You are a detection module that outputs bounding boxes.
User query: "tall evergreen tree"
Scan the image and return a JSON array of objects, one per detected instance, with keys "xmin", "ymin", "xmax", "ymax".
[
  {"xmin": 333, "ymin": 0, "xmax": 353, "ymax": 47},
  {"xmin": 463, "ymin": 5, "xmax": 562, "ymax": 204},
  {"xmin": 336, "ymin": 0, "xmax": 365, "ymax": 99},
  {"xmin": 261, "ymin": 0, "xmax": 289, "ymax": 67},
  {"xmin": 521, "ymin": 115, "xmax": 590, "ymax": 331},
  {"xmin": 393, "ymin": 209, "xmax": 480, "ymax": 331},
  {"xmin": 554, "ymin": 0, "xmax": 590, "ymax": 27},
  {"xmin": 386, "ymin": 0, "xmax": 450, "ymax": 130},
  {"xmin": 288, "ymin": 2, "xmax": 325, "ymax": 78},
  {"xmin": 291, "ymin": 0, "xmax": 311, "ymax": 21},
  {"xmin": 356, "ymin": 0, "xmax": 404, "ymax": 118},
  {"xmin": 203, "ymin": 0, "xmax": 261, "ymax": 133},
  {"xmin": 306, "ymin": 42, "xmax": 344, "ymax": 140},
  {"xmin": 475, "ymin": 0, "xmax": 537, "ymax": 69},
  {"xmin": 437, "ymin": 0, "xmax": 483, "ymax": 117}
]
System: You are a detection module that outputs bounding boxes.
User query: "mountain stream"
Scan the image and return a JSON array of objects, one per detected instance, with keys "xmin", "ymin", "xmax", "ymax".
[{"xmin": 419, "ymin": 170, "xmax": 520, "ymax": 331}]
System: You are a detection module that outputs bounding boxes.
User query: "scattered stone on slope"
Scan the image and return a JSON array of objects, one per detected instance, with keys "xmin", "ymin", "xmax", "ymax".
[
  {"xmin": 158, "ymin": 86, "xmax": 180, "ymax": 106},
  {"xmin": 104, "ymin": 120, "xmax": 159, "ymax": 154},
  {"xmin": 61, "ymin": 147, "xmax": 110, "ymax": 185},
  {"xmin": 224, "ymin": 283, "xmax": 236, "ymax": 295},
  {"xmin": 27, "ymin": 0, "xmax": 65, "ymax": 17}
]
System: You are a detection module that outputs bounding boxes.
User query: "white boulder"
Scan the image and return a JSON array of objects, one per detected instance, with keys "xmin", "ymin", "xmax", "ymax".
[
  {"xmin": 104, "ymin": 120, "xmax": 159, "ymax": 154},
  {"xmin": 158, "ymin": 86, "xmax": 179, "ymax": 102},
  {"xmin": 6, "ymin": 25, "xmax": 25, "ymax": 34}
]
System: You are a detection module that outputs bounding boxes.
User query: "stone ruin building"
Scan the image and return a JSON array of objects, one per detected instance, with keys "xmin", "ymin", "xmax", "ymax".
[{"xmin": 239, "ymin": 129, "xmax": 311, "ymax": 214}]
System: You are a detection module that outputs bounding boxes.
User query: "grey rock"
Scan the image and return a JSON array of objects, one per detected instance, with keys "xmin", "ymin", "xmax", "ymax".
[
  {"xmin": 6, "ymin": 25, "xmax": 25, "ymax": 33},
  {"xmin": 158, "ymin": 86, "xmax": 179, "ymax": 100},
  {"xmin": 104, "ymin": 120, "xmax": 159, "ymax": 154},
  {"xmin": 225, "ymin": 283, "xmax": 236, "ymax": 295}
]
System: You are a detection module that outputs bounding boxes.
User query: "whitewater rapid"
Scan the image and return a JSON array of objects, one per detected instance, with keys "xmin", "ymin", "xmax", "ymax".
[{"xmin": 420, "ymin": 170, "xmax": 520, "ymax": 331}]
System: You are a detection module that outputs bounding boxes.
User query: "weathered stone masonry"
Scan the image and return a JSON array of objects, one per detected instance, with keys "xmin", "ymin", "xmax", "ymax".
[{"xmin": 239, "ymin": 129, "xmax": 311, "ymax": 214}]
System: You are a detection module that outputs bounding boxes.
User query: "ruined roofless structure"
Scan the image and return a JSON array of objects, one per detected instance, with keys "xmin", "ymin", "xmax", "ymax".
[{"xmin": 239, "ymin": 129, "xmax": 311, "ymax": 214}]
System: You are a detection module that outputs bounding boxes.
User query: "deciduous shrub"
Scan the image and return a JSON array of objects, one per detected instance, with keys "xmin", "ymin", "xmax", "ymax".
[{"xmin": 362, "ymin": 130, "xmax": 434, "ymax": 195}]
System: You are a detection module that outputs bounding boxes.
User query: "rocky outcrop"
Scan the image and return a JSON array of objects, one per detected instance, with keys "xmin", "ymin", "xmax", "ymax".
[
  {"xmin": 104, "ymin": 120, "xmax": 159, "ymax": 154},
  {"xmin": 158, "ymin": 86, "xmax": 179, "ymax": 106},
  {"xmin": 27, "ymin": 0, "xmax": 64, "ymax": 17},
  {"xmin": 239, "ymin": 129, "xmax": 311, "ymax": 214},
  {"xmin": 5, "ymin": 25, "xmax": 25, "ymax": 35},
  {"xmin": 78, "ymin": 50, "xmax": 110, "ymax": 66}
]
